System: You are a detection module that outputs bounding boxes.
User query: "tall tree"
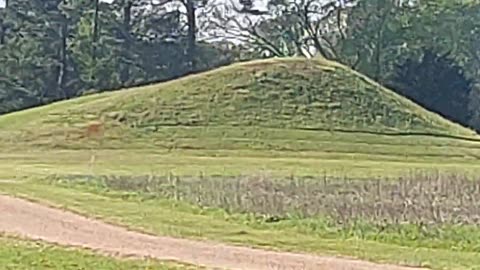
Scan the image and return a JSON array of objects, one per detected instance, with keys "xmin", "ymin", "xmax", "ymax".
[
  {"xmin": 119, "ymin": 0, "xmax": 133, "ymax": 85},
  {"xmin": 91, "ymin": 0, "xmax": 100, "ymax": 64},
  {"xmin": 185, "ymin": 0, "xmax": 197, "ymax": 70},
  {"xmin": 337, "ymin": 0, "xmax": 409, "ymax": 82},
  {"xmin": 0, "ymin": 0, "xmax": 238, "ymax": 114},
  {"xmin": 56, "ymin": 4, "xmax": 69, "ymax": 98},
  {"xmin": 387, "ymin": 49, "xmax": 473, "ymax": 127},
  {"xmin": 210, "ymin": 0, "xmax": 353, "ymax": 59},
  {"xmin": 336, "ymin": 0, "xmax": 480, "ymax": 130}
]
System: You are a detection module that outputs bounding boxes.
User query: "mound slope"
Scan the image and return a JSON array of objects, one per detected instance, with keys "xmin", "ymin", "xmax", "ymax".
[{"xmin": 0, "ymin": 57, "xmax": 475, "ymax": 147}]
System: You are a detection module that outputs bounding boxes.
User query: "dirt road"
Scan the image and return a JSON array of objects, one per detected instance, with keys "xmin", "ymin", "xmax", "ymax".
[{"xmin": 0, "ymin": 195, "xmax": 424, "ymax": 270}]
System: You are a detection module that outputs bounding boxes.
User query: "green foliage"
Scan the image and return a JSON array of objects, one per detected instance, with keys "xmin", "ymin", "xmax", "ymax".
[
  {"xmin": 0, "ymin": 78, "xmax": 39, "ymax": 114},
  {"xmin": 387, "ymin": 49, "xmax": 473, "ymax": 128},
  {"xmin": 338, "ymin": 0, "xmax": 412, "ymax": 82},
  {"xmin": 219, "ymin": 0, "xmax": 353, "ymax": 58},
  {"xmin": 337, "ymin": 0, "xmax": 480, "ymax": 131},
  {"xmin": 0, "ymin": 0, "xmax": 236, "ymax": 114}
]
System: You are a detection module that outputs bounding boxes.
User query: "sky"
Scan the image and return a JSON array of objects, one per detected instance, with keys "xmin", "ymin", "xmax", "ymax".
[
  {"xmin": 0, "ymin": 0, "xmax": 111, "ymax": 6},
  {"xmin": 0, "ymin": 0, "xmax": 267, "ymax": 10}
]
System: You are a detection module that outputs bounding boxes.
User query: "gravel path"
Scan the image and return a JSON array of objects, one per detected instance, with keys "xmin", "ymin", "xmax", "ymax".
[{"xmin": 0, "ymin": 195, "xmax": 425, "ymax": 270}]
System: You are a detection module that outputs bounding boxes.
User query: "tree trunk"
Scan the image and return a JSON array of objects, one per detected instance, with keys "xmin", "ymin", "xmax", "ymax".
[
  {"xmin": 0, "ymin": 20, "xmax": 4, "ymax": 45},
  {"xmin": 91, "ymin": 0, "xmax": 100, "ymax": 63},
  {"xmin": 374, "ymin": 2, "xmax": 388, "ymax": 83},
  {"xmin": 185, "ymin": 0, "xmax": 196, "ymax": 72},
  {"xmin": 57, "ymin": 21, "xmax": 68, "ymax": 99},
  {"xmin": 89, "ymin": 0, "xmax": 100, "ymax": 84},
  {"xmin": 120, "ymin": 0, "xmax": 132, "ymax": 86}
]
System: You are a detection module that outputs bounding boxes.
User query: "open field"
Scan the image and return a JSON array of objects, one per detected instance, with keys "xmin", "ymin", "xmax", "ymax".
[
  {"xmin": 1, "ymin": 58, "xmax": 480, "ymax": 269},
  {"xmin": 2, "ymin": 127, "xmax": 480, "ymax": 179},
  {"xmin": 0, "ymin": 236, "xmax": 192, "ymax": 270}
]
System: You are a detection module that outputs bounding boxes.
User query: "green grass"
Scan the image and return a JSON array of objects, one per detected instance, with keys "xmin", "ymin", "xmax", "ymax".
[
  {"xmin": 0, "ymin": 235, "xmax": 194, "ymax": 270},
  {"xmin": 2, "ymin": 126, "xmax": 480, "ymax": 179},
  {"xmin": 0, "ymin": 57, "xmax": 479, "ymax": 179},
  {"xmin": 0, "ymin": 57, "xmax": 479, "ymax": 180},
  {"xmin": 2, "ymin": 180, "xmax": 480, "ymax": 270},
  {"xmin": 2, "ymin": 146, "xmax": 480, "ymax": 180},
  {"xmin": 0, "ymin": 57, "xmax": 476, "ymax": 147}
]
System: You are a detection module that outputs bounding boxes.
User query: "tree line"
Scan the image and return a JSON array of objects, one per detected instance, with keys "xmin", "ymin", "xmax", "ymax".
[{"xmin": 1, "ymin": 0, "xmax": 479, "ymax": 132}]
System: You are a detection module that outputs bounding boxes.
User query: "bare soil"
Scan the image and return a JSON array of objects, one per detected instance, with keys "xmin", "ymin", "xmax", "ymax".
[{"xmin": 0, "ymin": 195, "xmax": 425, "ymax": 270}]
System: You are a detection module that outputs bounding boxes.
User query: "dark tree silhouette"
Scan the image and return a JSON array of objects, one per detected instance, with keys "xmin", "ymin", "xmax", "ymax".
[{"xmin": 387, "ymin": 49, "xmax": 473, "ymax": 128}]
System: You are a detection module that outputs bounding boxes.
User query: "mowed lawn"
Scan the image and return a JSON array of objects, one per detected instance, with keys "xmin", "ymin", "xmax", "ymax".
[
  {"xmin": 2, "ymin": 180, "xmax": 480, "ymax": 270},
  {"xmin": 2, "ymin": 127, "xmax": 480, "ymax": 179},
  {"xmin": 2, "ymin": 128, "xmax": 480, "ymax": 269},
  {"xmin": 0, "ymin": 236, "xmax": 195, "ymax": 270}
]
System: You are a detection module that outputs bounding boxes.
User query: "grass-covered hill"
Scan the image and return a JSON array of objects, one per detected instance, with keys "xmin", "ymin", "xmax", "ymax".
[
  {"xmin": 0, "ymin": 57, "xmax": 477, "ymax": 150},
  {"xmin": 1, "ymin": 57, "xmax": 480, "ymax": 178}
]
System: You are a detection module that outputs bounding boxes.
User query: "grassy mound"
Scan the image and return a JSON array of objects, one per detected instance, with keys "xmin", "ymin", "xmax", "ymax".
[{"xmin": 0, "ymin": 57, "xmax": 476, "ymax": 149}]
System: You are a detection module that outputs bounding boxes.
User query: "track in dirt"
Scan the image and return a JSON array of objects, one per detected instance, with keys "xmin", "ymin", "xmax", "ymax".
[{"xmin": 0, "ymin": 195, "xmax": 424, "ymax": 270}]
